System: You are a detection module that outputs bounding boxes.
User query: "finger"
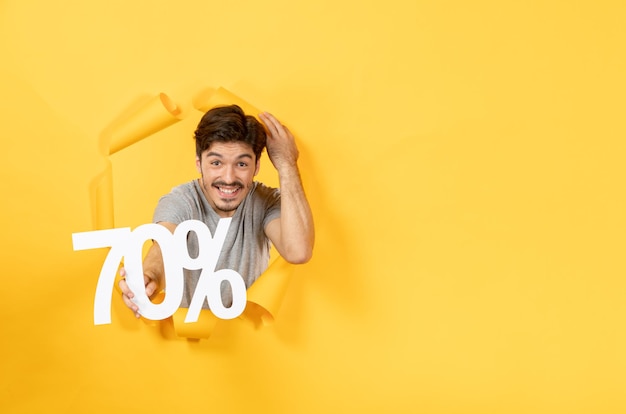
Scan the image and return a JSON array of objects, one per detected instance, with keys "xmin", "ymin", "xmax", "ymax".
[
  {"xmin": 118, "ymin": 267, "xmax": 132, "ymax": 296},
  {"xmin": 265, "ymin": 114, "xmax": 293, "ymax": 140},
  {"xmin": 259, "ymin": 112, "xmax": 282, "ymax": 136},
  {"xmin": 145, "ymin": 279, "xmax": 159, "ymax": 297},
  {"xmin": 258, "ymin": 113, "xmax": 275, "ymax": 136},
  {"xmin": 281, "ymin": 124, "xmax": 294, "ymax": 140},
  {"xmin": 259, "ymin": 111, "xmax": 277, "ymax": 125},
  {"xmin": 121, "ymin": 291, "xmax": 140, "ymax": 316},
  {"xmin": 121, "ymin": 292, "xmax": 138, "ymax": 310},
  {"xmin": 118, "ymin": 278, "xmax": 134, "ymax": 299},
  {"xmin": 118, "ymin": 274, "xmax": 141, "ymax": 316}
]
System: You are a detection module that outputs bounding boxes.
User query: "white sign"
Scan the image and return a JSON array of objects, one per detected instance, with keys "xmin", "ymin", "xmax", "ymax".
[{"xmin": 72, "ymin": 219, "xmax": 247, "ymax": 325}]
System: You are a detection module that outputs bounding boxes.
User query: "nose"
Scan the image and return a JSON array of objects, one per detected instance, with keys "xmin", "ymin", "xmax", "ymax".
[{"xmin": 223, "ymin": 165, "xmax": 235, "ymax": 183}]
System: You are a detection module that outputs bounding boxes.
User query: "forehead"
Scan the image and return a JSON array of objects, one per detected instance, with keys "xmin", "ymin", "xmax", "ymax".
[{"xmin": 202, "ymin": 141, "xmax": 255, "ymax": 157}]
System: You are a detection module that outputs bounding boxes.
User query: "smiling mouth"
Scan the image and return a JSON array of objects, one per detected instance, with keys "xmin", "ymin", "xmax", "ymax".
[{"xmin": 214, "ymin": 185, "xmax": 242, "ymax": 198}]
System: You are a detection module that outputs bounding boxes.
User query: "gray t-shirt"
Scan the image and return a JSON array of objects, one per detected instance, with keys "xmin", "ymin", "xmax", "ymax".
[{"xmin": 153, "ymin": 180, "xmax": 281, "ymax": 308}]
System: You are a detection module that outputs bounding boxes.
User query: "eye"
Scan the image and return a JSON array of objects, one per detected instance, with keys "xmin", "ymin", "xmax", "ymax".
[
  {"xmin": 237, "ymin": 162, "xmax": 248, "ymax": 167},
  {"xmin": 210, "ymin": 160, "xmax": 221, "ymax": 166}
]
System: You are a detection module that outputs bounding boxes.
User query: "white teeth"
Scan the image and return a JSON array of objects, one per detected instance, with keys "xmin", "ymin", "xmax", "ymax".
[{"xmin": 219, "ymin": 187, "xmax": 237, "ymax": 194}]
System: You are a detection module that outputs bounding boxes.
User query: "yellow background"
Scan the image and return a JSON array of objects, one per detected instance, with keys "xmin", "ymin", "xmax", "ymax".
[{"xmin": 1, "ymin": 0, "xmax": 625, "ymax": 412}]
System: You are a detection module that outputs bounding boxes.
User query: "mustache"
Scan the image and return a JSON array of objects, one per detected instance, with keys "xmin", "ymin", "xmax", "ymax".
[{"xmin": 212, "ymin": 180, "xmax": 244, "ymax": 188}]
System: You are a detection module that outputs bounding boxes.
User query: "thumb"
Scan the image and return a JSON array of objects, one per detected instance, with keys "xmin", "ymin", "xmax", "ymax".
[{"xmin": 145, "ymin": 279, "xmax": 158, "ymax": 297}]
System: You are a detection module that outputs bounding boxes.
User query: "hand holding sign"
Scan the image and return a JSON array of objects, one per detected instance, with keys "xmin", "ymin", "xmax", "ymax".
[{"xmin": 72, "ymin": 219, "xmax": 247, "ymax": 325}]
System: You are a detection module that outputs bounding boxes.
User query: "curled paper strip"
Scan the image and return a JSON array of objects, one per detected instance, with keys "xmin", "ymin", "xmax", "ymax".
[
  {"xmin": 92, "ymin": 88, "xmax": 293, "ymax": 339},
  {"xmin": 193, "ymin": 87, "xmax": 261, "ymax": 119},
  {"xmin": 243, "ymin": 256, "xmax": 294, "ymax": 326},
  {"xmin": 108, "ymin": 93, "xmax": 182, "ymax": 155},
  {"xmin": 172, "ymin": 308, "xmax": 219, "ymax": 339},
  {"xmin": 93, "ymin": 93, "xmax": 182, "ymax": 229}
]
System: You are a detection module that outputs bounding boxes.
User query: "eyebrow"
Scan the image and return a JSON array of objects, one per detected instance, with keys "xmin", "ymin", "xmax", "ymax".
[{"xmin": 206, "ymin": 152, "xmax": 254, "ymax": 160}]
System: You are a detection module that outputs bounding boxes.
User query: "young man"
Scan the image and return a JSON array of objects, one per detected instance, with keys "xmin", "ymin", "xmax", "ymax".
[{"xmin": 119, "ymin": 105, "xmax": 314, "ymax": 317}]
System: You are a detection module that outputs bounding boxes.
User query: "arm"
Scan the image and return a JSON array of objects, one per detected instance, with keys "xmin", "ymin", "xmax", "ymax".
[
  {"xmin": 259, "ymin": 112, "xmax": 314, "ymax": 264},
  {"xmin": 118, "ymin": 221, "xmax": 177, "ymax": 318}
]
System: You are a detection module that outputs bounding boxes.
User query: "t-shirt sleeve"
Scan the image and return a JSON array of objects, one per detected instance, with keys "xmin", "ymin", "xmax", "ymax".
[
  {"xmin": 262, "ymin": 186, "xmax": 282, "ymax": 229},
  {"xmin": 153, "ymin": 186, "xmax": 194, "ymax": 225}
]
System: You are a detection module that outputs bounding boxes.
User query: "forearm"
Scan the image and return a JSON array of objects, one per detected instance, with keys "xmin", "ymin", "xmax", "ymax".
[
  {"xmin": 258, "ymin": 111, "xmax": 314, "ymax": 263},
  {"xmin": 277, "ymin": 164, "xmax": 315, "ymax": 263}
]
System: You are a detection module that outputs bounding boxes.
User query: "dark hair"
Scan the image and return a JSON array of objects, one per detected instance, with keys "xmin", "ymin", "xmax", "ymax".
[{"xmin": 194, "ymin": 104, "xmax": 266, "ymax": 160}]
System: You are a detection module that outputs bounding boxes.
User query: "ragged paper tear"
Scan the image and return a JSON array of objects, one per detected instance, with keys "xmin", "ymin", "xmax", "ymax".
[
  {"xmin": 95, "ymin": 88, "xmax": 293, "ymax": 339},
  {"xmin": 193, "ymin": 87, "xmax": 261, "ymax": 119},
  {"xmin": 107, "ymin": 93, "xmax": 182, "ymax": 155}
]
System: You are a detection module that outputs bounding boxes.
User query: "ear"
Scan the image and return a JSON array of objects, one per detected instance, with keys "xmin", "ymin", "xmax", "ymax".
[
  {"xmin": 254, "ymin": 158, "xmax": 261, "ymax": 176},
  {"xmin": 196, "ymin": 156, "xmax": 202, "ymax": 174}
]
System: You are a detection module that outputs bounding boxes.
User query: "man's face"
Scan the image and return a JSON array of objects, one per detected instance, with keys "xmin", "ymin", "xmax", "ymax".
[{"xmin": 196, "ymin": 141, "xmax": 260, "ymax": 217}]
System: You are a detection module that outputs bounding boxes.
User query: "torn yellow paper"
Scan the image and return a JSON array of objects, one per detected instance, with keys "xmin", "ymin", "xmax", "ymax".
[
  {"xmin": 107, "ymin": 93, "xmax": 182, "ymax": 155},
  {"xmin": 92, "ymin": 160, "xmax": 114, "ymax": 230},
  {"xmin": 92, "ymin": 92, "xmax": 183, "ymax": 229},
  {"xmin": 244, "ymin": 256, "xmax": 294, "ymax": 326},
  {"xmin": 94, "ymin": 88, "xmax": 292, "ymax": 339},
  {"xmin": 168, "ymin": 256, "xmax": 294, "ymax": 337},
  {"xmin": 193, "ymin": 87, "xmax": 261, "ymax": 118},
  {"xmin": 171, "ymin": 308, "xmax": 219, "ymax": 339}
]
